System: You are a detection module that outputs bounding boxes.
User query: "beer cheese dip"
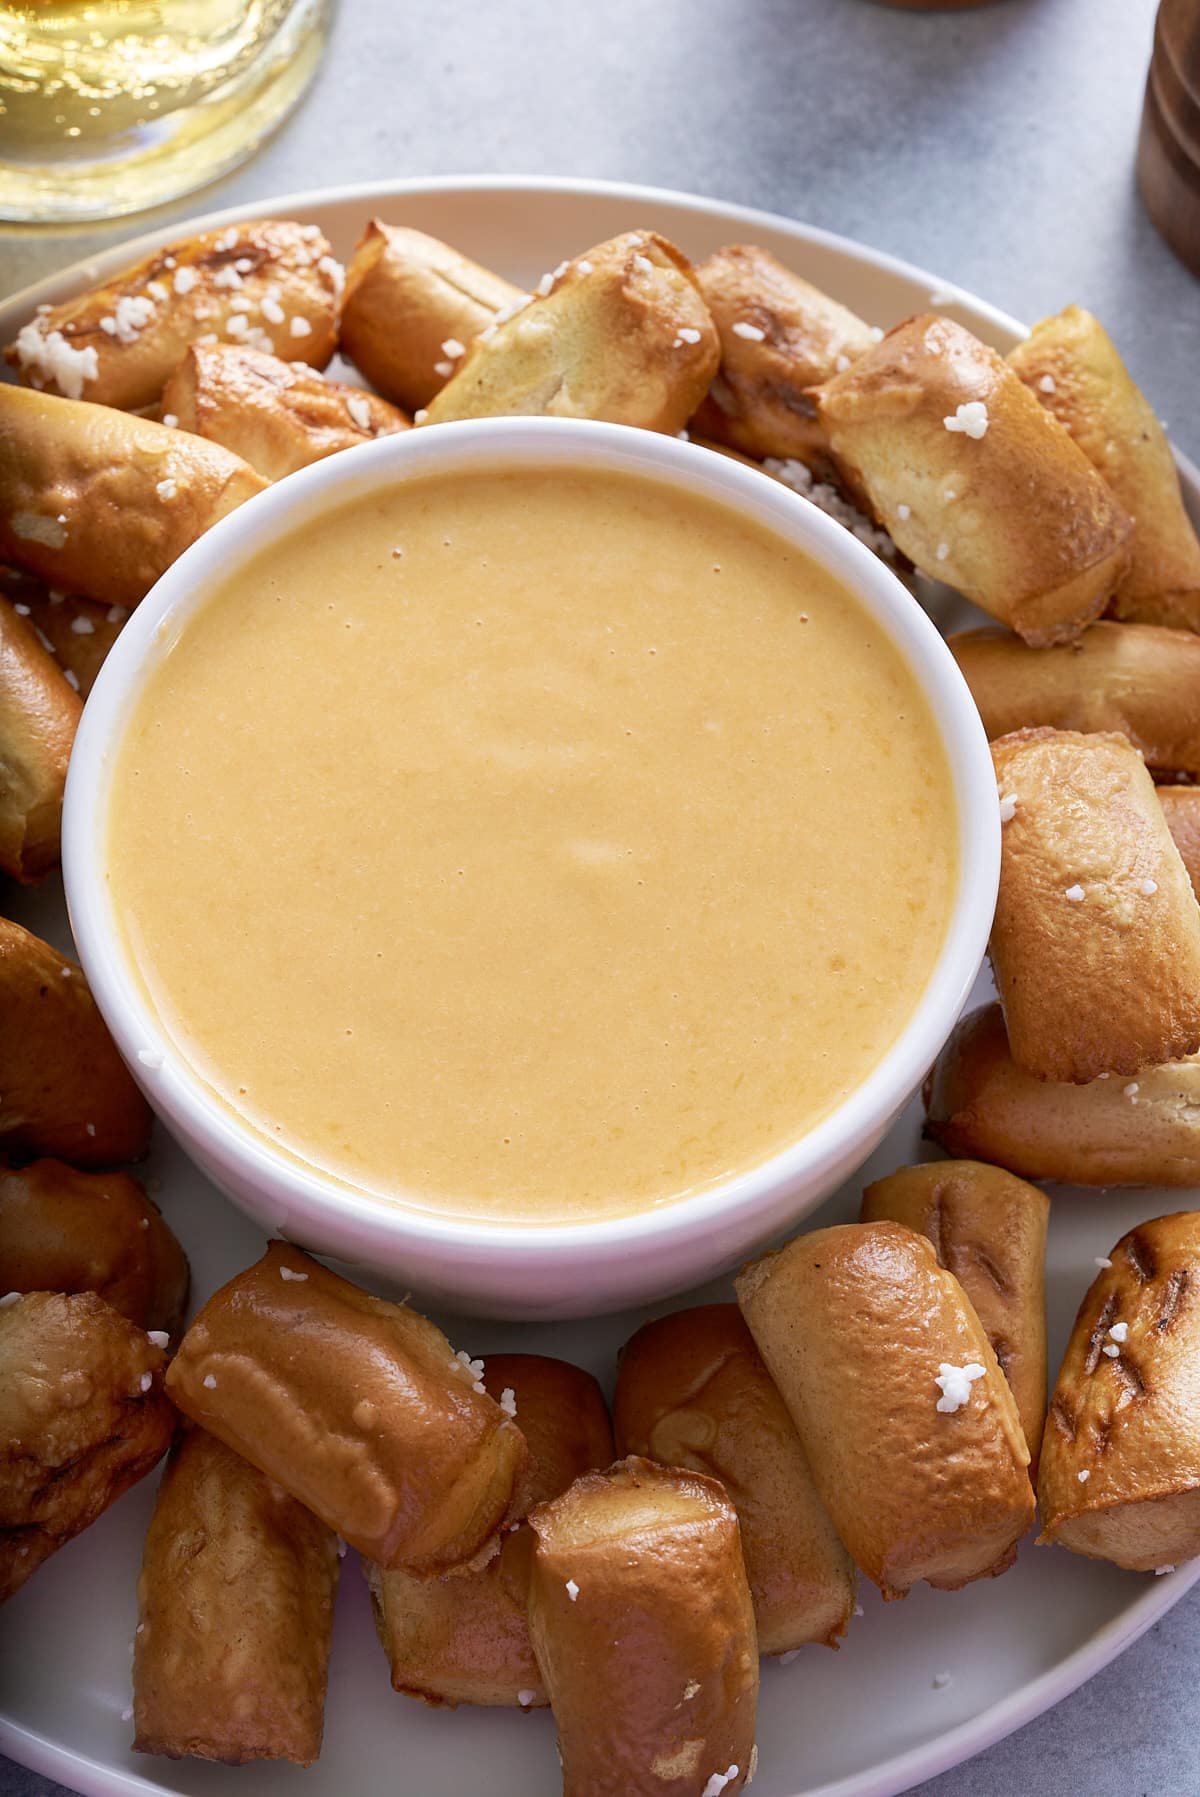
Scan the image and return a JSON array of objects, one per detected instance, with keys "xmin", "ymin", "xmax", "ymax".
[{"xmin": 107, "ymin": 466, "xmax": 957, "ymax": 1224}]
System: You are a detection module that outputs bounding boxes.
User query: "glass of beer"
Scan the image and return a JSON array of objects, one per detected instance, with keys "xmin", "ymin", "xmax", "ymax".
[{"xmin": 0, "ymin": 0, "xmax": 333, "ymax": 223}]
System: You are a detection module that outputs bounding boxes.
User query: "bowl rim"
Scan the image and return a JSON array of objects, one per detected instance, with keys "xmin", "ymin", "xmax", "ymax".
[{"xmin": 63, "ymin": 414, "xmax": 1000, "ymax": 1259}]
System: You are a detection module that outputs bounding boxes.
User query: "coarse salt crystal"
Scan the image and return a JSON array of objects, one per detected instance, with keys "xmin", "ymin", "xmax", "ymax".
[
  {"xmin": 318, "ymin": 254, "xmax": 345, "ymax": 293},
  {"xmin": 576, "ymin": 259, "xmax": 593, "ymax": 274},
  {"xmin": 0, "ymin": 1292, "xmax": 20, "ymax": 1309},
  {"xmin": 99, "ymin": 316, "xmax": 117, "ymax": 335},
  {"xmin": 1102, "ymin": 1343, "xmax": 1120, "ymax": 1358},
  {"xmin": 346, "ymin": 394, "xmax": 372, "ymax": 432},
  {"xmin": 12, "ymin": 322, "xmax": 98, "ymax": 401},
  {"xmin": 172, "ymin": 266, "xmax": 198, "ymax": 296},
  {"xmin": 300, "ymin": 224, "xmax": 322, "ymax": 241},
  {"xmin": 163, "ymin": 256, "xmax": 176, "ymax": 269},
  {"xmin": 536, "ymin": 272, "xmax": 555, "ymax": 296},
  {"xmin": 943, "ymin": 400, "xmax": 989, "ymax": 438},
  {"xmin": 147, "ymin": 1331, "xmax": 169, "ymax": 1348},
  {"xmin": 1140, "ymin": 879, "xmax": 1158, "ymax": 896},
  {"xmin": 1064, "ymin": 884, "xmax": 1085, "ymax": 902},
  {"xmin": 440, "ymin": 337, "xmax": 465, "ymax": 358},
  {"xmin": 279, "ymin": 1267, "xmax": 308, "ymax": 1281},
  {"xmin": 229, "ymin": 295, "xmax": 253, "ymax": 313},
  {"xmin": 632, "ymin": 253, "xmax": 653, "ymax": 272},
  {"xmin": 413, "ymin": 409, "xmax": 429, "ymax": 424},
  {"xmin": 998, "ymin": 792, "xmax": 1017, "ymax": 823},
  {"xmin": 1078, "ymin": 1469, "xmax": 1090, "ymax": 1482},
  {"xmin": 835, "ymin": 353, "xmax": 850, "ymax": 372},
  {"xmin": 700, "ymin": 1767, "xmax": 739, "ymax": 1797},
  {"xmin": 934, "ymin": 1362, "xmax": 986, "ymax": 1413},
  {"xmin": 517, "ymin": 1688, "xmax": 537, "ymax": 1707},
  {"xmin": 146, "ymin": 280, "xmax": 168, "ymax": 301},
  {"xmin": 896, "ymin": 503, "xmax": 911, "ymax": 520},
  {"xmin": 156, "ymin": 478, "xmax": 177, "ymax": 500},
  {"xmin": 1156, "ymin": 1565, "xmax": 1176, "ymax": 1575},
  {"xmin": 1109, "ymin": 1322, "xmax": 1129, "ymax": 1342},
  {"xmin": 853, "ymin": 1603, "xmax": 864, "ymax": 1617},
  {"xmin": 565, "ymin": 1579, "xmax": 579, "ymax": 1601},
  {"xmin": 1096, "ymin": 1256, "xmax": 1113, "ymax": 1267},
  {"xmin": 261, "ymin": 294, "xmax": 285, "ymax": 325},
  {"xmin": 225, "ymin": 313, "xmax": 249, "ymax": 336},
  {"xmin": 433, "ymin": 359, "xmax": 454, "ymax": 377},
  {"xmin": 732, "ymin": 321, "xmax": 765, "ymax": 342},
  {"xmin": 676, "ymin": 326, "xmax": 701, "ymax": 344},
  {"xmin": 683, "ymin": 1680, "xmax": 701, "ymax": 1699},
  {"xmin": 290, "ymin": 316, "xmax": 312, "ymax": 338},
  {"xmin": 235, "ymin": 256, "xmax": 254, "ymax": 273},
  {"xmin": 1039, "ymin": 374, "xmax": 1057, "ymax": 393},
  {"xmin": 121, "ymin": 1707, "xmax": 133, "ymax": 1723},
  {"xmin": 1124, "ymin": 1082, "xmax": 1139, "ymax": 1098},
  {"xmin": 202, "ymin": 1373, "xmax": 217, "ymax": 1389},
  {"xmin": 213, "ymin": 265, "xmax": 242, "ymax": 290},
  {"xmin": 161, "ymin": 413, "xmax": 178, "ymax": 428},
  {"xmin": 499, "ymin": 1386, "xmax": 517, "ymax": 1417},
  {"xmin": 454, "ymin": 1349, "xmax": 485, "ymax": 1382},
  {"xmin": 217, "ymin": 227, "xmax": 239, "ymax": 251},
  {"xmin": 70, "ymin": 615, "xmax": 94, "ymax": 635},
  {"xmin": 108, "ymin": 604, "xmax": 128, "ymax": 623},
  {"xmin": 139, "ymin": 1372, "xmax": 152, "ymax": 1392},
  {"xmin": 869, "ymin": 325, "xmax": 884, "ymax": 341},
  {"xmin": 12, "ymin": 602, "xmax": 29, "ymax": 615}
]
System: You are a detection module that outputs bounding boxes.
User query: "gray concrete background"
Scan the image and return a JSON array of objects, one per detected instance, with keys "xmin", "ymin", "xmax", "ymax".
[{"xmin": 2, "ymin": 0, "xmax": 1199, "ymax": 1792}]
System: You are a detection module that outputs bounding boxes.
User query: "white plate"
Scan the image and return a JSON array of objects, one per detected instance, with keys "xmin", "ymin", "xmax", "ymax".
[{"xmin": 3, "ymin": 176, "xmax": 1199, "ymax": 1797}]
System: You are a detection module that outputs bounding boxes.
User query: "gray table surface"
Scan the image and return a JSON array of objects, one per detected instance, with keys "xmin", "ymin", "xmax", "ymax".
[{"xmin": 2, "ymin": 0, "xmax": 1199, "ymax": 1792}]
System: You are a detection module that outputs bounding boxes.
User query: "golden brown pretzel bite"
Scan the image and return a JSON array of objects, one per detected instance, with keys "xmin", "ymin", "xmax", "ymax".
[
  {"xmin": 0, "ymin": 593, "xmax": 80, "ymax": 882},
  {"xmin": 923, "ymin": 1002, "xmax": 1200, "ymax": 1186},
  {"xmin": 949, "ymin": 622, "xmax": 1200, "ymax": 777},
  {"xmin": 0, "ymin": 1158, "xmax": 188, "ymax": 1337},
  {"xmin": 167, "ymin": 1243, "xmax": 529, "ymax": 1574},
  {"xmin": 1, "ymin": 1290, "xmax": 173, "ymax": 1602},
  {"xmin": 689, "ymin": 243, "xmax": 877, "ymax": 466},
  {"xmin": 161, "ymin": 343, "xmax": 408, "ymax": 481},
  {"xmin": 989, "ymin": 727, "xmax": 1200, "ymax": 1083},
  {"xmin": 861, "ymin": 1163, "xmax": 1049, "ymax": 1467},
  {"xmin": 5, "ymin": 219, "xmax": 340, "ymax": 412},
  {"xmin": 1159, "ymin": 787, "xmax": 1200, "ymax": 898},
  {"xmin": 133, "ymin": 1427, "xmax": 340, "ymax": 1764},
  {"xmin": 613, "ymin": 1303, "xmax": 856, "ymax": 1653},
  {"xmin": 528, "ymin": 1456, "xmax": 759, "ymax": 1797},
  {"xmin": 810, "ymin": 314, "xmax": 1132, "ymax": 645},
  {"xmin": 1039, "ymin": 1213, "xmax": 1200, "ymax": 1570},
  {"xmin": 1, "ymin": 564, "xmax": 126, "ymax": 700},
  {"xmin": 0, "ymin": 386, "xmax": 267, "ymax": 608},
  {"xmin": 339, "ymin": 221, "xmax": 524, "ymax": 412},
  {"xmin": 0, "ymin": 918, "xmax": 152, "ymax": 1167},
  {"xmin": 423, "ymin": 231, "xmax": 719, "ymax": 435},
  {"xmin": 737, "ymin": 1222, "xmax": 1034, "ymax": 1599},
  {"xmin": 367, "ymin": 1353, "xmax": 613, "ymax": 1709},
  {"xmin": 1008, "ymin": 306, "xmax": 1200, "ymax": 630}
]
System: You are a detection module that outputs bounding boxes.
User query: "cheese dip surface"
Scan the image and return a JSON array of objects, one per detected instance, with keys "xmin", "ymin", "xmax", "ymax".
[{"xmin": 107, "ymin": 467, "xmax": 957, "ymax": 1224}]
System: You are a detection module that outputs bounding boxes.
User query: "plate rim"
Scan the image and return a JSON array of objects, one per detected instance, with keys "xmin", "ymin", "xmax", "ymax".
[{"xmin": 3, "ymin": 170, "xmax": 1199, "ymax": 1797}]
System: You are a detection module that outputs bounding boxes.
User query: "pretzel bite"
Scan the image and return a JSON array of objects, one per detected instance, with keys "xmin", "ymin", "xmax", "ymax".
[
  {"xmin": 339, "ymin": 221, "xmax": 524, "ymax": 412},
  {"xmin": 810, "ymin": 314, "xmax": 1132, "ymax": 645},
  {"xmin": 527, "ymin": 1456, "xmax": 758, "ymax": 1797},
  {"xmin": 0, "ymin": 386, "xmax": 267, "ymax": 608},
  {"xmin": 0, "ymin": 592, "xmax": 80, "ymax": 882},
  {"xmin": 167, "ymin": 1243, "xmax": 529, "ymax": 1573},
  {"xmin": 1039, "ymin": 1213, "xmax": 1200, "ymax": 1569},
  {"xmin": 423, "ymin": 232, "xmax": 720, "ymax": 435},
  {"xmin": 688, "ymin": 243, "xmax": 876, "ymax": 467},
  {"xmin": 0, "ymin": 918, "xmax": 152, "ymax": 1167},
  {"xmin": 737, "ymin": 1222, "xmax": 1034, "ymax": 1598},
  {"xmin": 0, "ymin": 1159, "xmax": 188, "ymax": 1337},
  {"xmin": 949, "ymin": 622, "xmax": 1200, "ymax": 777},
  {"xmin": 368, "ymin": 1354, "xmax": 613, "ymax": 1708},
  {"xmin": 861, "ymin": 1163, "xmax": 1049, "ymax": 1466},
  {"xmin": 1159, "ymin": 788, "xmax": 1200, "ymax": 898},
  {"xmin": 1008, "ymin": 306, "xmax": 1200, "ymax": 631},
  {"xmin": 5, "ymin": 219, "xmax": 341, "ymax": 413},
  {"xmin": 1, "ymin": 1290, "xmax": 173, "ymax": 1602},
  {"xmin": 133, "ymin": 1426, "xmax": 339, "ymax": 1764},
  {"xmin": 924, "ymin": 1002, "xmax": 1200, "ymax": 1186},
  {"xmin": 2, "ymin": 575, "xmax": 125, "ymax": 704},
  {"xmin": 161, "ymin": 343, "xmax": 409, "ymax": 481},
  {"xmin": 613, "ymin": 1304, "xmax": 856, "ymax": 1653},
  {"xmin": 990, "ymin": 727, "xmax": 1200, "ymax": 1083}
]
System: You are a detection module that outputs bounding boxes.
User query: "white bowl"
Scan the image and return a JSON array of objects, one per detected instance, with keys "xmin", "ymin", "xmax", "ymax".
[{"xmin": 64, "ymin": 416, "xmax": 998, "ymax": 1319}]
